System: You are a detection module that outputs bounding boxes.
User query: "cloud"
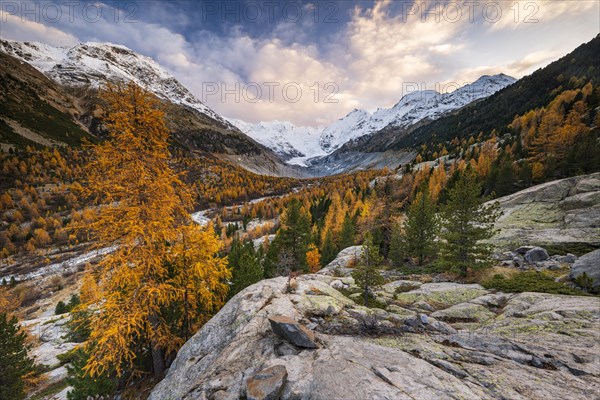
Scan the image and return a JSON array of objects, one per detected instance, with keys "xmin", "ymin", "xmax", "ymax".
[
  {"xmin": 0, "ymin": 11, "xmax": 79, "ymax": 46},
  {"xmin": 452, "ymin": 50, "xmax": 561, "ymax": 85},
  {"xmin": 488, "ymin": 0, "xmax": 600, "ymax": 31},
  {"xmin": 0, "ymin": 0, "xmax": 598, "ymax": 127}
]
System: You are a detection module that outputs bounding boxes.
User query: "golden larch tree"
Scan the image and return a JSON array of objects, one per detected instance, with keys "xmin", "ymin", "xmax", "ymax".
[
  {"xmin": 81, "ymin": 82, "xmax": 230, "ymax": 378},
  {"xmin": 306, "ymin": 244, "xmax": 321, "ymax": 273}
]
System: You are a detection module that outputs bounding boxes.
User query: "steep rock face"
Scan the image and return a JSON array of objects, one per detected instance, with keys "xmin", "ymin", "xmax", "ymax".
[
  {"xmin": 491, "ymin": 173, "xmax": 600, "ymax": 247},
  {"xmin": 150, "ymin": 273, "xmax": 600, "ymax": 400}
]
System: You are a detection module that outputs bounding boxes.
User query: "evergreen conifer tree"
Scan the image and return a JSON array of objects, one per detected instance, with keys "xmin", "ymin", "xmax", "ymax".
[
  {"xmin": 439, "ymin": 169, "xmax": 500, "ymax": 275},
  {"xmin": 339, "ymin": 214, "xmax": 356, "ymax": 250},
  {"xmin": 388, "ymin": 222, "xmax": 404, "ymax": 267},
  {"xmin": 402, "ymin": 191, "xmax": 439, "ymax": 266},
  {"xmin": 277, "ymin": 199, "xmax": 312, "ymax": 272},
  {"xmin": 351, "ymin": 235, "xmax": 384, "ymax": 306},
  {"xmin": 0, "ymin": 313, "xmax": 34, "ymax": 400},
  {"xmin": 320, "ymin": 229, "xmax": 338, "ymax": 266},
  {"xmin": 229, "ymin": 242, "xmax": 263, "ymax": 297}
]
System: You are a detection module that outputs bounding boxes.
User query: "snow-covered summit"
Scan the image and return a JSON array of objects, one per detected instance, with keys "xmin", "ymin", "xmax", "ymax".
[
  {"xmin": 0, "ymin": 39, "xmax": 227, "ymax": 124},
  {"xmin": 232, "ymin": 74, "xmax": 515, "ymax": 164},
  {"xmin": 319, "ymin": 74, "xmax": 516, "ymax": 153}
]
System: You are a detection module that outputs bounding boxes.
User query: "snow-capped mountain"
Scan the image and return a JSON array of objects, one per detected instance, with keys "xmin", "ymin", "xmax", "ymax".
[
  {"xmin": 319, "ymin": 74, "xmax": 516, "ymax": 153},
  {"xmin": 0, "ymin": 40, "xmax": 227, "ymax": 125},
  {"xmin": 227, "ymin": 119, "xmax": 325, "ymax": 164},
  {"xmin": 233, "ymin": 74, "xmax": 515, "ymax": 164}
]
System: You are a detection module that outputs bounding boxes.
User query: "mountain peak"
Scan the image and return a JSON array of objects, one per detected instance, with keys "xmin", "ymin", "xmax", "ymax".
[
  {"xmin": 234, "ymin": 73, "xmax": 515, "ymax": 162},
  {"xmin": 0, "ymin": 39, "xmax": 225, "ymax": 124}
]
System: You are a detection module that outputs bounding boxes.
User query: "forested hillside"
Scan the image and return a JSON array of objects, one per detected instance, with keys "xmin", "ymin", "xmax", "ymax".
[{"xmin": 393, "ymin": 35, "xmax": 600, "ymax": 149}]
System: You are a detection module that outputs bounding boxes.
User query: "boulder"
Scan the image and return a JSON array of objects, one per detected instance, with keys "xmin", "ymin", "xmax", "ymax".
[
  {"xmin": 149, "ymin": 275, "xmax": 600, "ymax": 400},
  {"xmin": 431, "ymin": 303, "xmax": 496, "ymax": 323},
  {"xmin": 524, "ymin": 247, "xmax": 549, "ymax": 263},
  {"xmin": 515, "ymin": 246, "xmax": 535, "ymax": 255},
  {"xmin": 491, "ymin": 173, "xmax": 600, "ymax": 247},
  {"xmin": 329, "ymin": 280, "xmax": 347, "ymax": 290},
  {"xmin": 380, "ymin": 280, "xmax": 422, "ymax": 294},
  {"xmin": 318, "ymin": 246, "xmax": 363, "ymax": 276},
  {"xmin": 268, "ymin": 316, "xmax": 317, "ymax": 349},
  {"xmin": 536, "ymin": 260, "xmax": 562, "ymax": 271},
  {"xmin": 246, "ymin": 365, "xmax": 288, "ymax": 400},
  {"xmin": 569, "ymin": 249, "xmax": 600, "ymax": 288},
  {"xmin": 557, "ymin": 253, "xmax": 577, "ymax": 264},
  {"xmin": 412, "ymin": 300, "xmax": 434, "ymax": 312},
  {"xmin": 403, "ymin": 315, "xmax": 456, "ymax": 335},
  {"xmin": 570, "ymin": 175, "xmax": 600, "ymax": 194},
  {"xmin": 386, "ymin": 304, "xmax": 416, "ymax": 318}
]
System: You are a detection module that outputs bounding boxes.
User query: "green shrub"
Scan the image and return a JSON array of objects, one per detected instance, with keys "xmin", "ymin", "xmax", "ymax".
[
  {"xmin": 543, "ymin": 243, "xmax": 598, "ymax": 257},
  {"xmin": 66, "ymin": 348, "xmax": 116, "ymax": 400},
  {"xmin": 482, "ymin": 271, "xmax": 588, "ymax": 295},
  {"xmin": 56, "ymin": 348, "xmax": 78, "ymax": 366},
  {"xmin": 65, "ymin": 308, "xmax": 92, "ymax": 343},
  {"xmin": 573, "ymin": 272, "xmax": 599, "ymax": 294},
  {"xmin": 55, "ymin": 301, "xmax": 68, "ymax": 315},
  {"xmin": 55, "ymin": 294, "xmax": 81, "ymax": 315},
  {"xmin": 67, "ymin": 294, "xmax": 80, "ymax": 310}
]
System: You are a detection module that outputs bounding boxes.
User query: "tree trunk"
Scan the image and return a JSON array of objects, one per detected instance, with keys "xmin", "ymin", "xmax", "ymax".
[
  {"xmin": 149, "ymin": 314, "xmax": 166, "ymax": 377},
  {"xmin": 151, "ymin": 343, "xmax": 166, "ymax": 377}
]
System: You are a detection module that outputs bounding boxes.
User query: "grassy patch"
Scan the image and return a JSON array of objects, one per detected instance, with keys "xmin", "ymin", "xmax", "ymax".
[
  {"xmin": 481, "ymin": 271, "xmax": 590, "ymax": 296},
  {"xmin": 394, "ymin": 284, "xmax": 422, "ymax": 294},
  {"xmin": 543, "ymin": 243, "xmax": 598, "ymax": 257},
  {"xmin": 29, "ymin": 379, "xmax": 68, "ymax": 400},
  {"xmin": 395, "ymin": 263, "xmax": 445, "ymax": 275},
  {"xmin": 469, "ymin": 266, "xmax": 521, "ymax": 283}
]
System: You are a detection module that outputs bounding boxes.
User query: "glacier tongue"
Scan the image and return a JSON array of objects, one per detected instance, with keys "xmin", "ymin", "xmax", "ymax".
[
  {"xmin": 227, "ymin": 118, "xmax": 326, "ymax": 165},
  {"xmin": 0, "ymin": 40, "xmax": 227, "ymax": 125}
]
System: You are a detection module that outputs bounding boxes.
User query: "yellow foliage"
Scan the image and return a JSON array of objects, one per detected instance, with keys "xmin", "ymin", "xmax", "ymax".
[
  {"xmin": 428, "ymin": 162, "xmax": 447, "ymax": 202},
  {"xmin": 532, "ymin": 162, "xmax": 545, "ymax": 181},
  {"xmin": 306, "ymin": 244, "xmax": 321, "ymax": 273},
  {"xmin": 79, "ymin": 272, "xmax": 99, "ymax": 304},
  {"xmin": 474, "ymin": 139, "xmax": 498, "ymax": 178},
  {"xmin": 81, "ymin": 83, "xmax": 230, "ymax": 378}
]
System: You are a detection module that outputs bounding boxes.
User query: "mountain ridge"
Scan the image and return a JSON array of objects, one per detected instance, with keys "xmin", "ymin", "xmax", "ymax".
[
  {"xmin": 0, "ymin": 40, "xmax": 227, "ymax": 125},
  {"xmin": 232, "ymin": 74, "xmax": 515, "ymax": 165},
  {"xmin": 0, "ymin": 39, "xmax": 292, "ymax": 169},
  {"xmin": 379, "ymin": 35, "xmax": 600, "ymax": 151}
]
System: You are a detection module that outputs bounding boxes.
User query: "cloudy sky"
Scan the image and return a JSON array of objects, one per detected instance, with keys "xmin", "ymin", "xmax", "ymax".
[{"xmin": 1, "ymin": 0, "xmax": 599, "ymax": 126}]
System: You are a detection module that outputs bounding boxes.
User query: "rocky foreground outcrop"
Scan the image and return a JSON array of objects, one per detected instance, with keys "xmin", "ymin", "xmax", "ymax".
[
  {"xmin": 150, "ymin": 272, "xmax": 600, "ymax": 400},
  {"xmin": 491, "ymin": 172, "xmax": 600, "ymax": 247}
]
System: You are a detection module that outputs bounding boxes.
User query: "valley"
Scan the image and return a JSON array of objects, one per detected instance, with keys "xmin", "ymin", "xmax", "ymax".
[{"xmin": 0, "ymin": 13, "xmax": 599, "ymax": 400}]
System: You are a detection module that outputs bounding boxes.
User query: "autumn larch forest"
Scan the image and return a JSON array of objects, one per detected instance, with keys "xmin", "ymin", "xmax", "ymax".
[{"xmin": 1, "ymin": 4, "xmax": 599, "ymax": 400}]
